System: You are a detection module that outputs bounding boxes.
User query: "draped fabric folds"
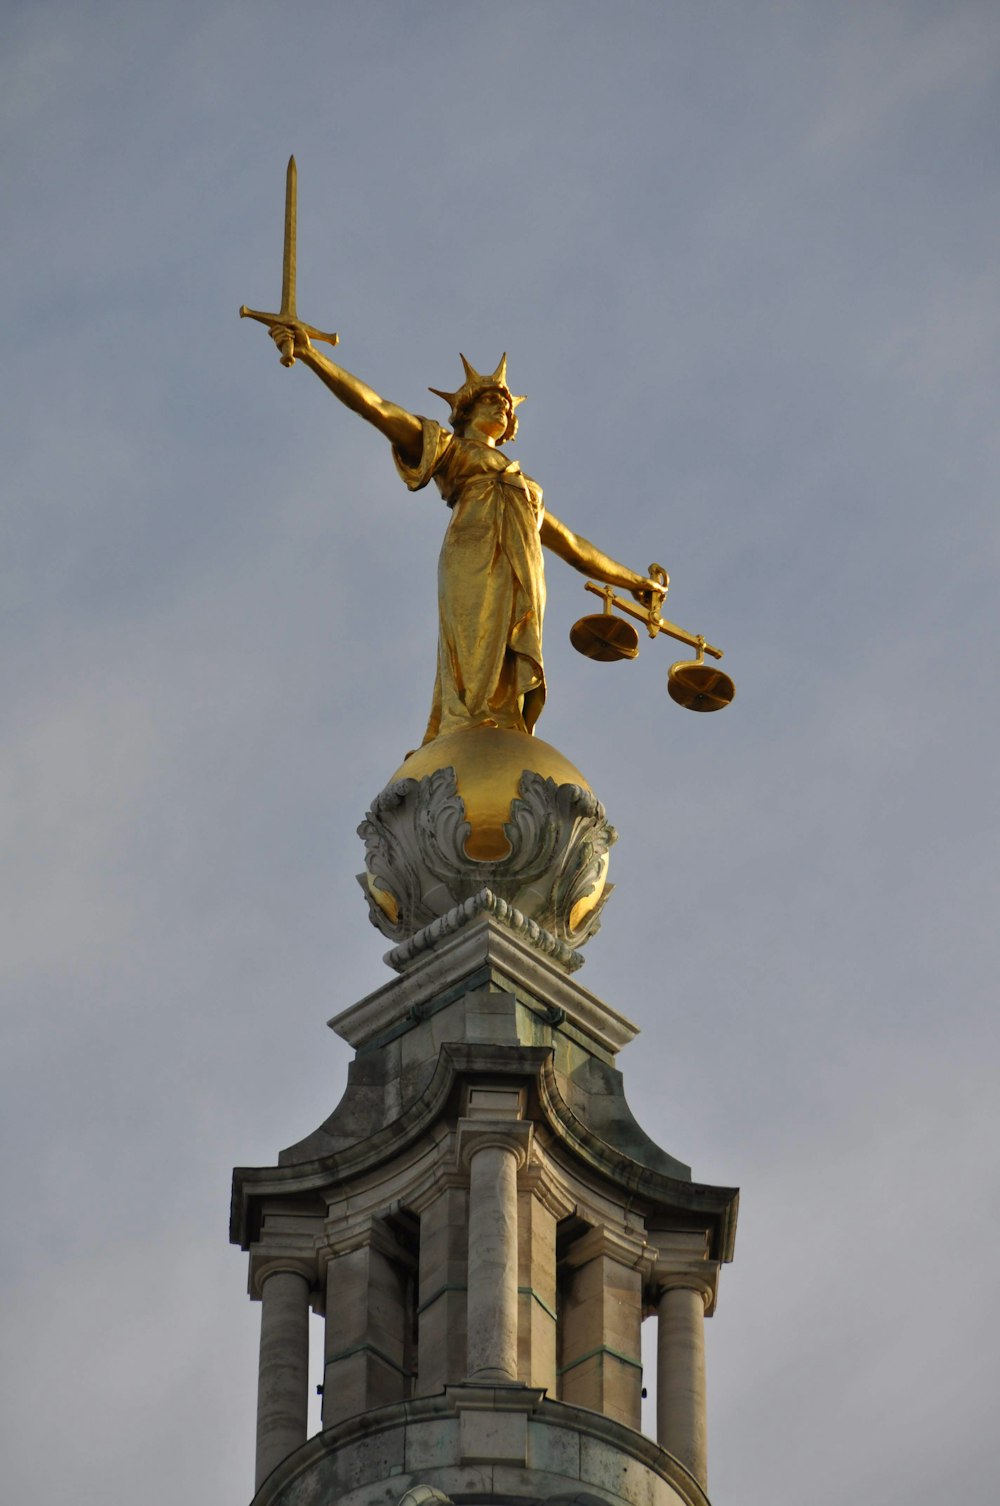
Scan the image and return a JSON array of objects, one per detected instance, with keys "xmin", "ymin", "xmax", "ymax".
[{"xmin": 393, "ymin": 419, "xmax": 546, "ymax": 745}]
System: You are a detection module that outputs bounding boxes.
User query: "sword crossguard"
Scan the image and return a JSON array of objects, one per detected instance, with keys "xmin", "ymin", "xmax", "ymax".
[{"xmin": 239, "ymin": 306, "xmax": 340, "ymax": 366}]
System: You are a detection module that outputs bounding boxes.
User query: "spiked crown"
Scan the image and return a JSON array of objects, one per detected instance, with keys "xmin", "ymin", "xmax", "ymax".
[{"xmin": 429, "ymin": 354, "xmax": 526, "ymax": 444}]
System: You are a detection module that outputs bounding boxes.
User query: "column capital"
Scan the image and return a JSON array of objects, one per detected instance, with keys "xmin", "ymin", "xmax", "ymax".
[
  {"xmin": 652, "ymin": 1266, "xmax": 719, "ymax": 1314},
  {"xmin": 456, "ymin": 1117, "xmax": 533, "ymax": 1172},
  {"xmin": 249, "ymin": 1250, "xmax": 316, "ymax": 1301}
]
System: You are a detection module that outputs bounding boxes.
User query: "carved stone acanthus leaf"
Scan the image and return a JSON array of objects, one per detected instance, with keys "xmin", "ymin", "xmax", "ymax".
[{"xmin": 358, "ymin": 768, "xmax": 615, "ymax": 952}]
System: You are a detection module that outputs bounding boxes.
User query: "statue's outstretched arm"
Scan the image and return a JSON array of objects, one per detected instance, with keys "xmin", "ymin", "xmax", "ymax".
[
  {"xmin": 269, "ymin": 323, "xmax": 423, "ymax": 465},
  {"xmin": 541, "ymin": 512, "xmax": 664, "ymax": 604}
]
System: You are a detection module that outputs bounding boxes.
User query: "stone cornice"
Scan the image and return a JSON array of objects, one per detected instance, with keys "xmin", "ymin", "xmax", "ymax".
[
  {"xmin": 534, "ymin": 1054, "xmax": 740, "ymax": 1263},
  {"xmin": 328, "ymin": 916, "xmax": 639, "ymax": 1056},
  {"xmin": 232, "ymin": 1043, "xmax": 738, "ymax": 1266}
]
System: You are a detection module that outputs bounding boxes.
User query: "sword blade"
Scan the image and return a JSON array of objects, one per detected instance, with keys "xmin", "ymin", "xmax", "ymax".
[{"xmin": 280, "ymin": 155, "xmax": 297, "ymax": 318}]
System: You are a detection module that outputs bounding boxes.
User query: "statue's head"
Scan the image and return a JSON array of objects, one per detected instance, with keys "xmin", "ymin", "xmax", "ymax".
[{"xmin": 430, "ymin": 354, "xmax": 525, "ymax": 444}]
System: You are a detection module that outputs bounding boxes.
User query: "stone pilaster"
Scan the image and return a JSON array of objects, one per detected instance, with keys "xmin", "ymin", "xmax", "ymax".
[
  {"xmin": 558, "ymin": 1225, "xmax": 651, "ymax": 1430},
  {"xmin": 412, "ymin": 1183, "xmax": 469, "ymax": 1396},
  {"xmin": 321, "ymin": 1218, "xmax": 413, "ymax": 1428},
  {"xmin": 516, "ymin": 1161, "xmax": 573, "ymax": 1392}
]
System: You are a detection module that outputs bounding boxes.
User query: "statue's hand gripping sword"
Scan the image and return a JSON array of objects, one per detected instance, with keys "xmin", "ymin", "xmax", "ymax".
[{"xmin": 239, "ymin": 156, "xmax": 339, "ymax": 367}]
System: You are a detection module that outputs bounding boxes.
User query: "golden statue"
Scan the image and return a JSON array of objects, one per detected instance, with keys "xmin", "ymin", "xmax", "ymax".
[
  {"xmin": 271, "ymin": 338, "xmax": 662, "ymax": 744},
  {"xmin": 242, "ymin": 160, "xmax": 732, "ymax": 751}
]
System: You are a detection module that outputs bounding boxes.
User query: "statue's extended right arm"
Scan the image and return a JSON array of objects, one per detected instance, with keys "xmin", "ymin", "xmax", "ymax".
[{"xmin": 269, "ymin": 323, "xmax": 423, "ymax": 466}]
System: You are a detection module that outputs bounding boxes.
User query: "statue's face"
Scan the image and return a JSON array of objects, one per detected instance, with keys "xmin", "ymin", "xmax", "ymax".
[{"xmin": 465, "ymin": 390, "xmax": 509, "ymax": 442}]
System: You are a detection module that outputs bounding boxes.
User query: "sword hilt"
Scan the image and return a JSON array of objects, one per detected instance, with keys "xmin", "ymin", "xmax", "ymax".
[{"xmin": 239, "ymin": 306, "xmax": 340, "ymax": 367}]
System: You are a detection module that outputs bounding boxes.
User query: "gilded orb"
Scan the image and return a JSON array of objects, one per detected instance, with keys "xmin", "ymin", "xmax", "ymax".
[
  {"xmin": 359, "ymin": 726, "xmax": 616, "ymax": 952},
  {"xmin": 390, "ymin": 726, "xmax": 595, "ymax": 860}
]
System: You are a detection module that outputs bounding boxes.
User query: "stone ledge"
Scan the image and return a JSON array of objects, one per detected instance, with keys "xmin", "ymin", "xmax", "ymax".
[{"xmin": 250, "ymin": 1384, "xmax": 711, "ymax": 1506}]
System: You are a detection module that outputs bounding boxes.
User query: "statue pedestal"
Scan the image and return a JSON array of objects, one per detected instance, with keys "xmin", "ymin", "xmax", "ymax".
[{"xmin": 232, "ymin": 920, "xmax": 737, "ymax": 1505}]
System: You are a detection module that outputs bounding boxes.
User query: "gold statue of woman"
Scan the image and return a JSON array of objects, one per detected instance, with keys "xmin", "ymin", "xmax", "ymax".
[{"xmin": 264, "ymin": 324, "xmax": 664, "ymax": 746}]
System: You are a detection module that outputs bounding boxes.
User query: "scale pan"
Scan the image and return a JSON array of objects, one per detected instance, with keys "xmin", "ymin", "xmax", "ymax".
[
  {"xmin": 569, "ymin": 614, "xmax": 640, "ymax": 662},
  {"xmin": 667, "ymin": 660, "xmax": 735, "ymax": 712}
]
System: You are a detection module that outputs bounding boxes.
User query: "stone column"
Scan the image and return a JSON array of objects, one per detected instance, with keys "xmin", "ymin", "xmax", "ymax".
[
  {"xmin": 457, "ymin": 1116, "xmax": 533, "ymax": 1383},
  {"xmin": 655, "ymin": 1277, "xmax": 712, "ymax": 1492},
  {"xmin": 255, "ymin": 1268, "xmax": 310, "ymax": 1490}
]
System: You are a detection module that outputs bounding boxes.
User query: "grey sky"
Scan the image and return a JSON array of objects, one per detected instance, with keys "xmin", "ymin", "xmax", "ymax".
[{"xmin": 3, "ymin": 3, "xmax": 998, "ymax": 1503}]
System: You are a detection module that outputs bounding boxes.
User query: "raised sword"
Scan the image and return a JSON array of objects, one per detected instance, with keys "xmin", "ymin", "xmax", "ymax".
[{"xmin": 239, "ymin": 155, "xmax": 339, "ymax": 367}]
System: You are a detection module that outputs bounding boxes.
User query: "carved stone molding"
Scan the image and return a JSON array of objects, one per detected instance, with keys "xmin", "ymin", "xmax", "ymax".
[
  {"xmin": 396, "ymin": 1490, "xmax": 453, "ymax": 1506},
  {"xmin": 455, "ymin": 1117, "xmax": 534, "ymax": 1173},
  {"xmin": 358, "ymin": 767, "xmax": 616, "ymax": 950},
  {"xmin": 249, "ymin": 1252, "xmax": 318, "ymax": 1300},
  {"xmin": 563, "ymin": 1223, "xmax": 653, "ymax": 1274},
  {"xmin": 384, "ymin": 888, "xmax": 586, "ymax": 973},
  {"xmin": 518, "ymin": 1157, "xmax": 577, "ymax": 1222}
]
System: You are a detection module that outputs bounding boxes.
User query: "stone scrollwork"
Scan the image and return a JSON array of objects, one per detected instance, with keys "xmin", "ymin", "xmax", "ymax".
[
  {"xmin": 358, "ymin": 767, "xmax": 615, "ymax": 950},
  {"xmin": 396, "ymin": 1490, "xmax": 454, "ymax": 1506}
]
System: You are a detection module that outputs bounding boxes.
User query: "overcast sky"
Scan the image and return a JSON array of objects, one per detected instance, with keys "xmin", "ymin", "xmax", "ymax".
[{"xmin": 3, "ymin": 4, "xmax": 998, "ymax": 1504}]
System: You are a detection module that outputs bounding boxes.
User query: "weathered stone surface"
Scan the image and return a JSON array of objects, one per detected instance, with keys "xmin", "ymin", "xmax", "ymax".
[
  {"xmin": 459, "ymin": 1407, "xmax": 528, "ymax": 1464},
  {"xmin": 250, "ymin": 1387, "xmax": 710, "ymax": 1506},
  {"xmin": 559, "ymin": 1230, "xmax": 646, "ymax": 1430},
  {"xmin": 415, "ymin": 1187, "xmax": 469, "ymax": 1395},
  {"xmin": 256, "ymin": 1271, "xmax": 310, "ymax": 1490},
  {"xmin": 322, "ymin": 1233, "xmax": 411, "ymax": 1425},
  {"xmin": 656, "ymin": 1285, "xmax": 708, "ymax": 1491},
  {"xmin": 517, "ymin": 1189, "xmax": 557, "ymax": 1392}
]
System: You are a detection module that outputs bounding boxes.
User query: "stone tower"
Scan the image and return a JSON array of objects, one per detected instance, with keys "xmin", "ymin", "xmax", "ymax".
[{"xmin": 231, "ymin": 724, "xmax": 738, "ymax": 1506}]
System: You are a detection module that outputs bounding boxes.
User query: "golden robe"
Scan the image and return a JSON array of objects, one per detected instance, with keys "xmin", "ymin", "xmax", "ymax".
[{"xmin": 394, "ymin": 419, "xmax": 546, "ymax": 744}]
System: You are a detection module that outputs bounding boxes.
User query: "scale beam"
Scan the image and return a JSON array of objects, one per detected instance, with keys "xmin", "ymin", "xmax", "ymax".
[{"xmin": 583, "ymin": 581, "xmax": 724, "ymax": 660}]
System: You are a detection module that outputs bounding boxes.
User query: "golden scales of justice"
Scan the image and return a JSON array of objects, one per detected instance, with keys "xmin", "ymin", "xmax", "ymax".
[{"xmin": 570, "ymin": 564, "xmax": 735, "ymax": 712}]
